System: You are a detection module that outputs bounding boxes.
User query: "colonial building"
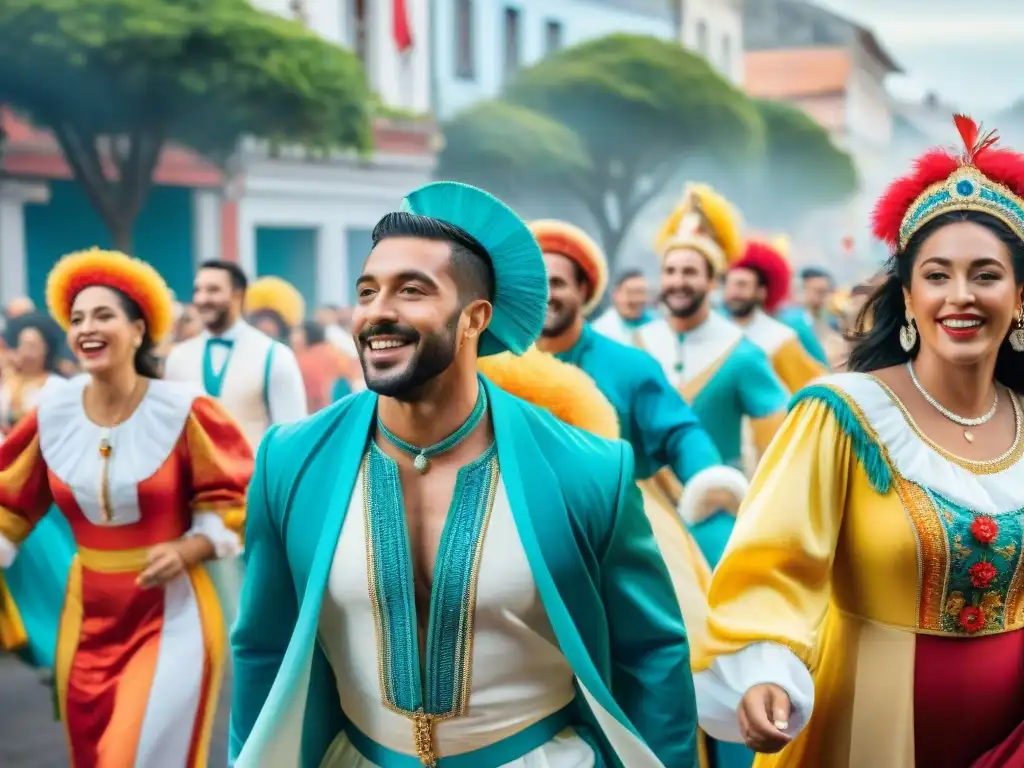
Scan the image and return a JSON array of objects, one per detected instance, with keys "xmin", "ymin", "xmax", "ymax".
[
  {"xmin": 742, "ymin": 0, "xmax": 901, "ymax": 277},
  {"xmin": 0, "ymin": 0, "xmax": 436, "ymax": 309},
  {"xmin": 434, "ymin": 0, "xmax": 742, "ymax": 118}
]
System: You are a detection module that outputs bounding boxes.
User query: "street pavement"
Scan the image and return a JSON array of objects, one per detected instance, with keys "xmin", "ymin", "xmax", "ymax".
[{"xmin": 0, "ymin": 653, "xmax": 231, "ymax": 767}]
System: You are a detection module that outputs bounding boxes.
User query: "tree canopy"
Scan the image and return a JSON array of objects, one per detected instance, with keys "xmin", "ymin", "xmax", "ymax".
[
  {"xmin": 725, "ymin": 98, "xmax": 858, "ymax": 227},
  {"xmin": 437, "ymin": 34, "xmax": 763, "ymax": 267},
  {"xmin": 0, "ymin": 0, "xmax": 372, "ymax": 250}
]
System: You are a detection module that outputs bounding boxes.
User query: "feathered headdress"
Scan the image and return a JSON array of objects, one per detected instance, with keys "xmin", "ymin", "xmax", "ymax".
[
  {"xmin": 873, "ymin": 114, "xmax": 1024, "ymax": 251},
  {"xmin": 529, "ymin": 219, "xmax": 608, "ymax": 316},
  {"xmin": 477, "ymin": 347, "xmax": 620, "ymax": 440},
  {"xmin": 654, "ymin": 183, "xmax": 744, "ymax": 275},
  {"xmin": 46, "ymin": 248, "xmax": 175, "ymax": 343},
  {"xmin": 403, "ymin": 181, "xmax": 547, "ymax": 357},
  {"xmin": 729, "ymin": 240, "xmax": 792, "ymax": 313},
  {"xmin": 244, "ymin": 276, "xmax": 306, "ymax": 329}
]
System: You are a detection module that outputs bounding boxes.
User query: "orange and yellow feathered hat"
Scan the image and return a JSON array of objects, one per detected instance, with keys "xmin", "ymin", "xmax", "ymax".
[
  {"xmin": 478, "ymin": 346, "xmax": 619, "ymax": 440},
  {"xmin": 654, "ymin": 183, "xmax": 744, "ymax": 275},
  {"xmin": 46, "ymin": 248, "xmax": 175, "ymax": 343},
  {"xmin": 529, "ymin": 219, "xmax": 609, "ymax": 316},
  {"xmin": 244, "ymin": 276, "xmax": 306, "ymax": 329}
]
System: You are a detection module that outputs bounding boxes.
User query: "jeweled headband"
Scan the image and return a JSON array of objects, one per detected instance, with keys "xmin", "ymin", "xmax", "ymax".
[{"xmin": 875, "ymin": 114, "xmax": 1024, "ymax": 252}]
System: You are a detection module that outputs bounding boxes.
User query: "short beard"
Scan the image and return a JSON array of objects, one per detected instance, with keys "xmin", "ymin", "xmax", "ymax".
[
  {"xmin": 727, "ymin": 299, "xmax": 758, "ymax": 319},
  {"xmin": 203, "ymin": 306, "xmax": 232, "ymax": 334},
  {"xmin": 361, "ymin": 310, "xmax": 460, "ymax": 402},
  {"xmin": 541, "ymin": 305, "xmax": 578, "ymax": 338},
  {"xmin": 664, "ymin": 290, "xmax": 707, "ymax": 319}
]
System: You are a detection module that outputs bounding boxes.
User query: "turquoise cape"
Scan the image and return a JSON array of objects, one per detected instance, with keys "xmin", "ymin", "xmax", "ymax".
[
  {"xmin": 775, "ymin": 306, "xmax": 829, "ymax": 365},
  {"xmin": 228, "ymin": 378, "xmax": 697, "ymax": 767},
  {"xmin": 554, "ymin": 324, "xmax": 724, "ymax": 484}
]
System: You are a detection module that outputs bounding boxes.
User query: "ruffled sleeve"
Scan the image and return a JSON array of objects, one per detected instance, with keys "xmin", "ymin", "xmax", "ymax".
[
  {"xmin": 693, "ymin": 391, "xmax": 863, "ymax": 742},
  {"xmin": 183, "ymin": 396, "xmax": 255, "ymax": 558},
  {"xmin": 0, "ymin": 410, "xmax": 53, "ymax": 567}
]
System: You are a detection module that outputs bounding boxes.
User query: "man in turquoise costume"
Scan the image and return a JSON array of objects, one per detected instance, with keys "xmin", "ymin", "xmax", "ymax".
[
  {"xmin": 229, "ymin": 182, "xmax": 698, "ymax": 768},
  {"xmin": 639, "ymin": 185, "xmax": 788, "ymax": 570},
  {"xmin": 775, "ymin": 265, "xmax": 833, "ymax": 365}
]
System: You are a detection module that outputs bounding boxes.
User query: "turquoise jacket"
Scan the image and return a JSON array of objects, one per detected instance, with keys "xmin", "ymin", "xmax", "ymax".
[
  {"xmin": 776, "ymin": 306, "xmax": 829, "ymax": 365},
  {"xmin": 555, "ymin": 324, "xmax": 724, "ymax": 484},
  {"xmin": 229, "ymin": 377, "xmax": 698, "ymax": 768}
]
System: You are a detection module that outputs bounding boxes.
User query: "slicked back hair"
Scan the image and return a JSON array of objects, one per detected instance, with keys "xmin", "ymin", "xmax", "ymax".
[{"xmin": 371, "ymin": 212, "xmax": 495, "ymax": 305}]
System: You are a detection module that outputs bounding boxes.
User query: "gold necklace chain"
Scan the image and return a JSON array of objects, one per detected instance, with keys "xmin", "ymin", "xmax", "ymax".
[{"xmin": 94, "ymin": 378, "xmax": 144, "ymax": 525}]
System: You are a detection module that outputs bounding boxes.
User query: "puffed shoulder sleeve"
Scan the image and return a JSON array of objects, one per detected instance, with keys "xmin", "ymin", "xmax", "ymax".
[
  {"xmin": 0, "ymin": 410, "xmax": 54, "ymax": 567},
  {"xmin": 183, "ymin": 396, "xmax": 255, "ymax": 558},
  {"xmin": 693, "ymin": 389, "xmax": 861, "ymax": 743}
]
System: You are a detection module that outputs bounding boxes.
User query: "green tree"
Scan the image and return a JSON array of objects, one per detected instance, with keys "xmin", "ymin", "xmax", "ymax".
[
  {"xmin": 729, "ymin": 98, "xmax": 857, "ymax": 228},
  {"xmin": 437, "ymin": 34, "xmax": 763, "ymax": 267},
  {"xmin": 0, "ymin": 0, "xmax": 372, "ymax": 251}
]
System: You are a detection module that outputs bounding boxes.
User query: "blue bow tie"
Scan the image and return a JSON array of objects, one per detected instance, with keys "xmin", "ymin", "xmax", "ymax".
[{"xmin": 206, "ymin": 337, "xmax": 234, "ymax": 349}]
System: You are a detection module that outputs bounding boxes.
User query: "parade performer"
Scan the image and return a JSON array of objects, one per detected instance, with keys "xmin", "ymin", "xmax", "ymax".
[
  {"xmin": 165, "ymin": 260, "xmax": 307, "ymax": 630},
  {"xmin": 695, "ymin": 115, "xmax": 1024, "ymax": 768},
  {"xmin": 246, "ymin": 274, "xmax": 306, "ymax": 343},
  {"xmin": 639, "ymin": 184, "xmax": 788, "ymax": 567},
  {"xmin": 776, "ymin": 266, "xmax": 831, "ymax": 364},
  {"xmin": 0, "ymin": 248, "xmax": 254, "ymax": 767},
  {"xmin": 166, "ymin": 261, "xmax": 308, "ymax": 448},
  {"xmin": 531, "ymin": 218, "xmax": 747, "ymax": 768},
  {"xmin": 230, "ymin": 182, "xmax": 697, "ymax": 768},
  {"xmin": 591, "ymin": 268, "xmax": 655, "ymax": 345},
  {"xmin": 723, "ymin": 239, "xmax": 827, "ymax": 392},
  {"xmin": 0, "ymin": 311, "xmax": 75, "ymax": 673}
]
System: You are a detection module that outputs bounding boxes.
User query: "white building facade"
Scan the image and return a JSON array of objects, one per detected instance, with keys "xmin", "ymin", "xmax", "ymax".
[
  {"xmin": 433, "ymin": 0, "xmax": 741, "ymax": 119},
  {"xmin": 239, "ymin": 0, "xmax": 436, "ymax": 307}
]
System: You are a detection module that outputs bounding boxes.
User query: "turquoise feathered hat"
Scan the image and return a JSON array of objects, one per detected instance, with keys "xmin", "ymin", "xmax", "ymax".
[{"xmin": 402, "ymin": 181, "xmax": 547, "ymax": 357}]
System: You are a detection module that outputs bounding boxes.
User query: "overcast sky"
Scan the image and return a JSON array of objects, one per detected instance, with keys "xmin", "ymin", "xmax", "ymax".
[{"xmin": 811, "ymin": 0, "xmax": 1022, "ymax": 113}]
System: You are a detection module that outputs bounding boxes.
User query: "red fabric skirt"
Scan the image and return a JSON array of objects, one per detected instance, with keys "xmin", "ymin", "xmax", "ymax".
[{"xmin": 914, "ymin": 630, "xmax": 1024, "ymax": 767}]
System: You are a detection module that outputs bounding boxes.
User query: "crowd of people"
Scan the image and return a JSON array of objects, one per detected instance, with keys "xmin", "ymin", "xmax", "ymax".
[{"xmin": 0, "ymin": 113, "xmax": 1022, "ymax": 768}]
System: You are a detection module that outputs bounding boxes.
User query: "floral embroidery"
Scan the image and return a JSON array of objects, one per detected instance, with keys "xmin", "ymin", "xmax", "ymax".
[
  {"xmin": 972, "ymin": 515, "xmax": 1000, "ymax": 545},
  {"xmin": 959, "ymin": 605, "xmax": 986, "ymax": 633},
  {"xmin": 969, "ymin": 561, "xmax": 999, "ymax": 589},
  {"xmin": 928, "ymin": 489, "xmax": 1024, "ymax": 635}
]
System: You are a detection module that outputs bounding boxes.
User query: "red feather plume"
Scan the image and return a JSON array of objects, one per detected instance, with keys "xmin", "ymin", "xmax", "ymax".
[
  {"xmin": 731, "ymin": 240, "xmax": 792, "ymax": 313},
  {"xmin": 873, "ymin": 114, "xmax": 1024, "ymax": 249}
]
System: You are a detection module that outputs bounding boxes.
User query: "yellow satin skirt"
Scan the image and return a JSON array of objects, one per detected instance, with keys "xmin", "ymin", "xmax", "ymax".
[{"xmin": 636, "ymin": 476, "xmax": 713, "ymax": 768}]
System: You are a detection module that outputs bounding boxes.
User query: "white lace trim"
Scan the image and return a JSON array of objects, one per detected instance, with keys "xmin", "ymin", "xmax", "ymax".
[{"xmin": 820, "ymin": 372, "xmax": 1024, "ymax": 515}]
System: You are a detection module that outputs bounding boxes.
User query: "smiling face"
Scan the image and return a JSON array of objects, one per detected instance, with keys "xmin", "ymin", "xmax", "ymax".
[
  {"xmin": 612, "ymin": 275, "xmax": 648, "ymax": 320},
  {"xmin": 68, "ymin": 286, "xmax": 146, "ymax": 376},
  {"xmin": 723, "ymin": 267, "xmax": 764, "ymax": 319},
  {"xmin": 353, "ymin": 236, "xmax": 491, "ymax": 401},
  {"xmin": 193, "ymin": 267, "xmax": 242, "ymax": 333},
  {"xmin": 660, "ymin": 247, "xmax": 712, "ymax": 318},
  {"xmin": 542, "ymin": 253, "xmax": 587, "ymax": 337},
  {"xmin": 906, "ymin": 220, "xmax": 1022, "ymax": 367},
  {"xmin": 15, "ymin": 326, "xmax": 49, "ymax": 375}
]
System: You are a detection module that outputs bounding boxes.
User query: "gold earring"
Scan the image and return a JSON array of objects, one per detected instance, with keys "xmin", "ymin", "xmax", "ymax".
[
  {"xmin": 1010, "ymin": 305, "xmax": 1024, "ymax": 352},
  {"xmin": 899, "ymin": 312, "xmax": 917, "ymax": 352}
]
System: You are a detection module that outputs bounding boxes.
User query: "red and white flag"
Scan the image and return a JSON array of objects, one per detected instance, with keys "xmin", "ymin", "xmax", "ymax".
[{"xmin": 393, "ymin": 0, "xmax": 413, "ymax": 52}]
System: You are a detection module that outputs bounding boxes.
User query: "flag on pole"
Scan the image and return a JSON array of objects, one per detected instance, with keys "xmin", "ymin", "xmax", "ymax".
[{"xmin": 393, "ymin": 0, "xmax": 413, "ymax": 52}]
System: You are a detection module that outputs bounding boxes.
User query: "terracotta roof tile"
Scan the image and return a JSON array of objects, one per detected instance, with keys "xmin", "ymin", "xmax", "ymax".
[{"xmin": 744, "ymin": 47, "xmax": 851, "ymax": 99}]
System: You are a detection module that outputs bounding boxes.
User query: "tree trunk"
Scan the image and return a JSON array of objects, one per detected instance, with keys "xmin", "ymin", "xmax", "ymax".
[{"xmin": 51, "ymin": 123, "xmax": 164, "ymax": 256}]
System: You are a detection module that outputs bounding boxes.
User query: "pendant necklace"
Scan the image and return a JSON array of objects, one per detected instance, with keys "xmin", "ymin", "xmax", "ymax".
[
  {"xmin": 95, "ymin": 378, "xmax": 144, "ymax": 524},
  {"xmin": 906, "ymin": 362, "xmax": 998, "ymax": 443},
  {"xmin": 376, "ymin": 380, "xmax": 489, "ymax": 474}
]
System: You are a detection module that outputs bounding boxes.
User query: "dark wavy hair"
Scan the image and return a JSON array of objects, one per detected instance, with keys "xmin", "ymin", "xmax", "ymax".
[
  {"xmin": 106, "ymin": 288, "xmax": 162, "ymax": 379},
  {"xmin": 847, "ymin": 210, "xmax": 1024, "ymax": 391}
]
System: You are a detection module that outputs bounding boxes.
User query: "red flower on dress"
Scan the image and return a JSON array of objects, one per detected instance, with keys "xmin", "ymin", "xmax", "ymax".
[
  {"xmin": 969, "ymin": 561, "xmax": 999, "ymax": 589},
  {"xmin": 960, "ymin": 605, "xmax": 986, "ymax": 633},
  {"xmin": 971, "ymin": 516, "xmax": 999, "ymax": 545}
]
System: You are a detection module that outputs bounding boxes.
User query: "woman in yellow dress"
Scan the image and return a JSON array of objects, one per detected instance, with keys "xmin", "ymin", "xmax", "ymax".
[{"xmin": 694, "ymin": 115, "xmax": 1024, "ymax": 767}]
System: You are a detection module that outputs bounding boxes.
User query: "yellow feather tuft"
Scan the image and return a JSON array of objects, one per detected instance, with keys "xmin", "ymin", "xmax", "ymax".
[
  {"xmin": 478, "ymin": 347, "xmax": 620, "ymax": 440},
  {"xmin": 684, "ymin": 183, "xmax": 744, "ymax": 264},
  {"xmin": 244, "ymin": 277, "xmax": 306, "ymax": 329},
  {"xmin": 45, "ymin": 247, "xmax": 175, "ymax": 343}
]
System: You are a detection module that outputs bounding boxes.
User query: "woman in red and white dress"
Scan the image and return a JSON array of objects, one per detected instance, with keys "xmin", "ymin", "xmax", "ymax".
[{"xmin": 0, "ymin": 248, "xmax": 254, "ymax": 767}]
